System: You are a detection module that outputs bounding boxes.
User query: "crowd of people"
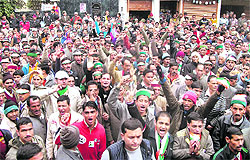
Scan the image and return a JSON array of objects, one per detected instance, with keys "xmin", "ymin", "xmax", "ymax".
[{"xmin": 0, "ymin": 7, "xmax": 250, "ymax": 160}]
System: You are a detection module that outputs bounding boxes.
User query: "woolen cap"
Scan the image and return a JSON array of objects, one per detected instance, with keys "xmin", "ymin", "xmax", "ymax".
[{"xmin": 60, "ymin": 125, "xmax": 80, "ymax": 149}]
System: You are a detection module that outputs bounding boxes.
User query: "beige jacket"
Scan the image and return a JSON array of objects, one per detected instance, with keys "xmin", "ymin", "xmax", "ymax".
[
  {"xmin": 33, "ymin": 85, "xmax": 83, "ymax": 116},
  {"xmin": 46, "ymin": 110, "xmax": 83, "ymax": 159},
  {"xmin": 173, "ymin": 128, "xmax": 214, "ymax": 160},
  {"xmin": 0, "ymin": 116, "xmax": 17, "ymax": 136}
]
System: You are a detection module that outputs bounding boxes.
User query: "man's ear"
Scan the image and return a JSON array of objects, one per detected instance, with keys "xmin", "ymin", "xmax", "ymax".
[
  {"xmin": 121, "ymin": 133, "xmax": 124, "ymax": 141},
  {"xmin": 16, "ymin": 129, "xmax": 20, "ymax": 137},
  {"xmin": 225, "ymin": 136, "xmax": 230, "ymax": 144}
]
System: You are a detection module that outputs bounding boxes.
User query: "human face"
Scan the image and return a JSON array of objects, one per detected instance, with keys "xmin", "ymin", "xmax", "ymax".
[
  {"xmin": 3, "ymin": 79, "xmax": 14, "ymax": 91},
  {"xmin": 169, "ymin": 66, "xmax": 178, "ymax": 76},
  {"xmin": 231, "ymin": 103, "xmax": 246, "ymax": 122},
  {"xmin": 33, "ymin": 76, "xmax": 42, "ymax": 87},
  {"xmin": 67, "ymin": 77, "xmax": 75, "ymax": 87},
  {"xmin": 82, "ymin": 106, "xmax": 98, "ymax": 129},
  {"xmin": 135, "ymin": 95, "xmax": 150, "ymax": 116},
  {"xmin": 17, "ymin": 123, "xmax": 34, "ymax": 143},
  {"xmin": 163, "ymin": 58, "xmax": 170, "ymax": 66},
  {"xmin": 226, "ymin": 60, "xmax": 236, "ymax": 70},
  {"xmin": 116, "ymin": 46, "xmax": 123, "ymax": 54},
  {"xmin": 208, "ymin": 77, "xmax": 218, "ymax": 92},
  {"xmin": 56, "ymin": 78, "xmax": 68, "ymax": 89},
  {"xmin": 153, "ymin": 87, "xmax": 161, "ymax": 98},
  {"xmin": 62, "ymin": 62, "xmax": 71, "ymax": 72},
  {"xmin": 13, "ymin": 75, "xmax": 22, "ymax": 84},
  {"xmin": 93, "ymin": 75, "xmax": 101, "ymax": 83},
  {"xmin": 73, "ymin": 55, "xmax": 82, "ymax": 64},
  {"xmin": 176, "ymin": 56, "xmax": 184, "ymax": 64},
  {"xmin": 196, "ymin": 65, "xmax": 204, "ymax": 79},
  {"xmin": 139, "ymin": 54, "xmax": 147, "ymax": 62},
  {"xmin": 199, "ymin": 48, "xmax": 207, "ymax": 56},
  {"xmin": 155, "ymin": 116, "xmax": 171, "ymax": 138},
  {"xmin": 192, "ymin": 55, "xmax": 199, "ymax": 63},
  {"xmin": 87, "ymin": 84, "xmax": 99, "ymax": 99},
  {"xmin": 29, "ymin": 152, "xmax": 43, "ymax": 160},
  {"xmin": 187, "ymin": 120, "xmax": 203, "ymax": 134},
  {"xmin": 185, "ymin": 79, "xmax": 193, "ymax": 86},
  {"xmin": 57, "ymin": 100, "xmax": 70, "ymax": 116},
  {"xmin": 6, "ymin": 109, "xmax": 18, "ymax": 121},
  {"xmin": 192, "ymin": 88, "xmax": 202, "ymax": 98},
  {"xmin": 226, "ymin": 134, "xmax": 244, "ymax": 154},
  {"xmin": 143, "ymin": 72, "xmax": 154, "ymax": 86},
  {"xmin": 121, "ymin": 128, "xmax": 143, "ymax": 151},
  {"xmin": 27, "ymin": 56, "xmax": 37, "ymax": 65},
  {"xmin": 28, "ymin": 98, "xmax": 41, "ymax": 117},
  {"xmin": 100, "ymin": 74, "xmax": 111, "ymax": 88},
  {"xmin": 182, "ymin": 98, "xmax": 194, "ymax": 111},
  {"xmin": 19, "ymin": 91, "xmax": 30, "ymax": 102},
  {"xmin": 123, "ymin": 60, "xmax": 131, "ymax": 73}
]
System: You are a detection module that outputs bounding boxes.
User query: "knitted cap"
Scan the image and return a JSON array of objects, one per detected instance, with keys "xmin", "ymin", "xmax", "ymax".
[
  {"xmin": 60, "ymin": 125, "xmax": 80, "ymax": 149},
  {"xmin": 4, "ymin": 99, "xmax": 18, "ymax": 115},
  {"xmin": 182, "ymin": 91, "xmax": 197, "ymax": 104},
  {"xmin": 136, "ymin": 89, "xmax": 151, "ymax": 99},
  {"xmin": 231, "ymin": 95, "xmax": 247, "ymax": 107},
  {"xmin": 176, "ymin": 51, "xmax": 185, "ymax": 58}
]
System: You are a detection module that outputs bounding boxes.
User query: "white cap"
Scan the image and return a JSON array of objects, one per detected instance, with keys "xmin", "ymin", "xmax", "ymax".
[{"xmin": 55, "ymin": 70, "xmax": 69, "ymax": 79}]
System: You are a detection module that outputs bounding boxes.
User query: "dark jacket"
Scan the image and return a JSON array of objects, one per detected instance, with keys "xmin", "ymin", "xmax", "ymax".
[
  {"xmin": 212, "ymin": 144, "xmax": 250, "ymax": 160},
  {"xmin": 148, "ymin": 129, "xmax": 173, "ymax": 160},
  {"xmin": 181, "ymin": 62, "xmax": 197, "ymax": 76},
  {"xmin": 161, "ymin": 79, "xmax": 220, "ymax": 135},
  {"xmin": 56, "ymin": 146, "xmax": 84, "ymax": 160},
  {"xmin": 107, "ymin": 139, "xmax": 153, "ymax": 160},
  {"xmin": 212, "ymin": 114, "xmax": 250, "ymax": 152}
]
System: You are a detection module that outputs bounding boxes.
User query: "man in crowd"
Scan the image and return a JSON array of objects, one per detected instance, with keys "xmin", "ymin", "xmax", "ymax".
[
  {"xmin": 101, "ymin": 118, "xmax": 154, "ymax": 160},
  {"xmin": 173, "ymin": 112, "xmax": 214, "ymax": 159},
  {"xmin": 46, "ymin": 95, "xmax": 83, "ymax": 159},
  {"xmin": 6, "ymin": 117, "xmax": 46, "ymax": 160},
  {"xmin": 73, "ymin": 101, "xmax": 106, "ymax": 159},
  {"xmin": 212, "ymin": 94, "xmax": 250, "ymax": 151},
  {"xmin": 212, "ymin": 127, "xmax": 250, "ymax": 159}
]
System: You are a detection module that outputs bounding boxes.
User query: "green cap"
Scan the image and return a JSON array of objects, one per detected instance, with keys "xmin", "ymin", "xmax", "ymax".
[
  {"xmin": 136, "ymin": 89, "xmax": 151, "ymax": 99},
  {"xmin": 139, "ymin": 51, "xmax": 146, "ymax": 55},
  {"xmin": 200, "ymin": 45, "xmax": 208, "ymax": 49},
  {"xmin": 216, "ymin": 45, "xmax": 223, "ymax": 49},
  {"xmin": 27, "ymin": 52, "xmax": 37, "ymax": 57},
  {"xmin": 94, "ymin": 62, "xmax": 103, "ymax": 68}
]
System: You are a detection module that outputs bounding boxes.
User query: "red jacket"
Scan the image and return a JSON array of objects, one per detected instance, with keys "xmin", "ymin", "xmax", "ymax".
[{"xmin": 73, "ymin": 120, "xmax": 106, "ymax": 160}]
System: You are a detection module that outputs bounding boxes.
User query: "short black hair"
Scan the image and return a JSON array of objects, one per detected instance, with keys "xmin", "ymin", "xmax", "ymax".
[
  {"xmin": 121, "ymin": 57, "xmax": 131, "ymax": 65},
  {"xmin": 143, "ymin": 69, "xmax": 154, "ymax": 77},
  {"xmin": 226, "ymin": 126, "xmax": 243, "ymax": 139},
  {"xmin": 17, "ymin": 117, "xmax": 33, "ymax": 131},
  {"xmin": 27, "ymin": 95, "xmax": 40, "ymax": 107},
  {"xmin": 13, "ymin": 70, "xmax": 24, "ymax": 77},
  {"xmin": 57, "ymin": 95, "xmax": 70, "ymax": 105},
  {"xmin": 191, "ymin": 81, "xmax": 203, "ymax": 90},
  {"xmin": 187, "ymin": 112, "xmax": 203, "ymax": 123},
  {"xmin": 19, "ymin": 84, "xmax": 31, "ymax": 91},
  {"xmin": 155, "ymin": 111, "xmax": 172, "ymax": 122},
  {"xmin": 121, "ymin": 118, "xmax": 143, "ymax": 134},
  {"xmin": 38, "ymin": 62, "xmax": 50, "ymax": 74},
  {"xmin": 207, "ymin": 75, "xmax": 217, "ymax": 83},
  {"xmin": 17, "ymin": 143, "xmax": 42, "ymax": 160},
  {"xmin": 86, "ymin": 80, "xmax": 98, "ymax": 90},
  {"xmin": 169, "ymin": 61, "xmax": 178, "ymax": 68},
  {"xmin": 82, "ymin": 101, "xmax": 98, "ymax": 112}
]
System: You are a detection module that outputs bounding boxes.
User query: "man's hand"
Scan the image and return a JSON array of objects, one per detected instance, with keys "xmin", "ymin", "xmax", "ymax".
[
  {"xmin": 156, "ymin": 65, "xmax": 164, "ymax": 80},
  {"xmin": 61, "ymin": 113, "xmax": 70, "ymax": 124},
  {"xmin": 217, "ymin": 84, "xmax": 225, "ymax": 95}
]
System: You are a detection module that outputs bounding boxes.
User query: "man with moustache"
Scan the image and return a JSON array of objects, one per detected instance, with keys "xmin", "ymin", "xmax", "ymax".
[
  {"xmin": 5, "ymin": 117, "xmax": 46, "ymax": 160},
  {"xmin": 212, "ymin": 95, "xmax": 250, "ymax": 152},
  {"xmin": 212, "ymin": 127, "xmax": 250, "ymax": 160},
  {"xmin": 25, "ymin": 95, "xmax": 47, "ymax": 143},
  {"xmin": 46, "ymin": 95, "xmax": 83, "ymax": 160}
]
